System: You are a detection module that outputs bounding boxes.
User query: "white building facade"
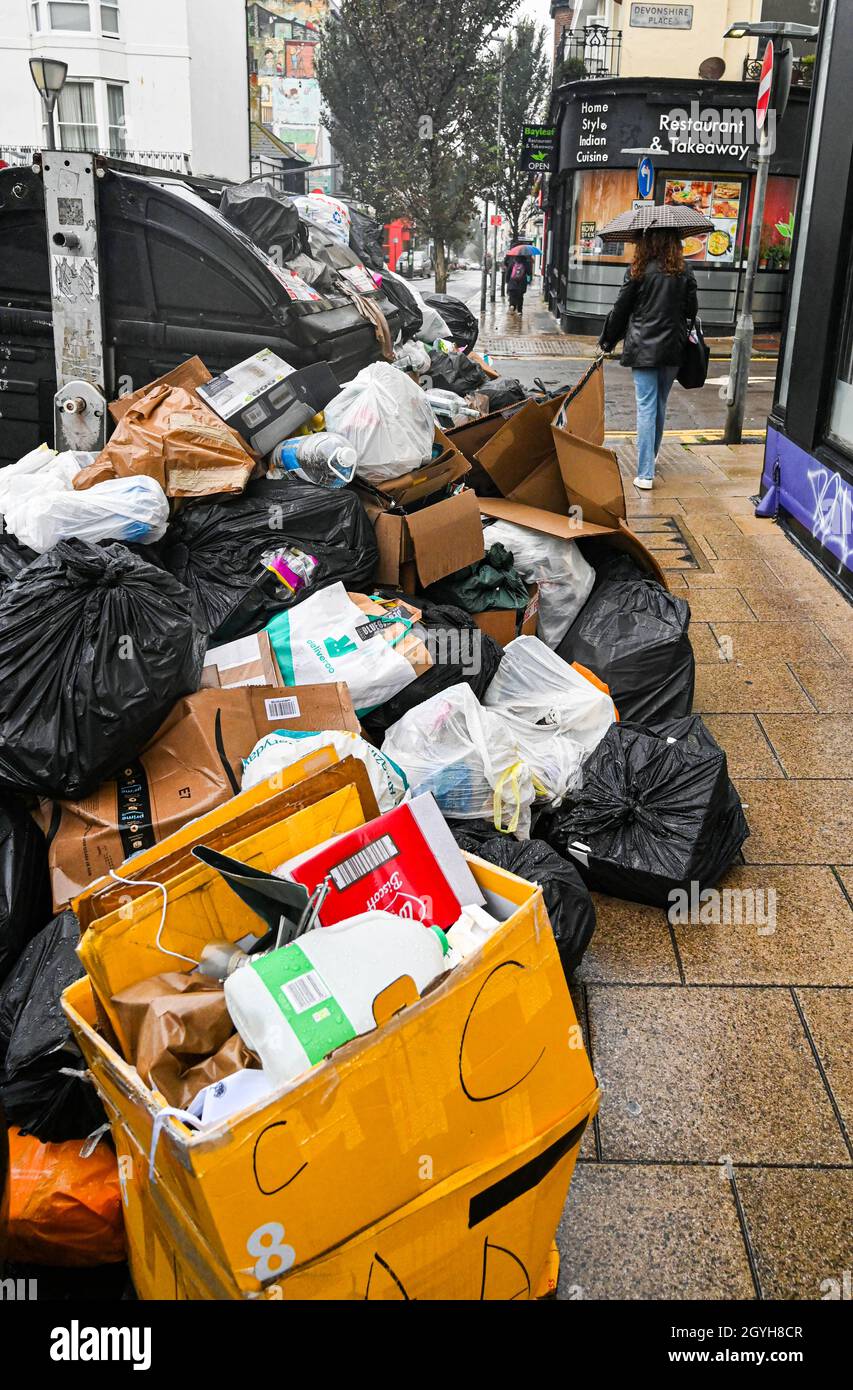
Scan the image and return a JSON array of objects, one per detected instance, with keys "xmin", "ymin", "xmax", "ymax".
[{"xmin": 0, "ymin": 0, "xmax": 250, "ymax": 179}]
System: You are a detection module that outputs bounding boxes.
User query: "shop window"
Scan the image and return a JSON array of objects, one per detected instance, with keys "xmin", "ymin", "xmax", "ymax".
[
  {"xmin": 56, "ymin": 81, "xmax": 98, "ymax": 151},
  {"xmin": 31, "ymin": 2, "xmax": 41, "ymax": 32},
  {"xmin": 658, "ymin": 175, "xmax": 747, "ymax": 267},
  {"xmin": 744, "ymin": 175, "xmax": 798, "ymax": 271},
  {"xmin": 571, "ymin": 169, "xmax": 637, "ymax": 264},
  {"xmin": 47, "ymin": 0, "xmax": 90, "ymax": 30}
]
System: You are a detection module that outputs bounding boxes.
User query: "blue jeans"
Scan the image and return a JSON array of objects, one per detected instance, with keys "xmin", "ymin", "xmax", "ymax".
[{"xmin": 633, "ymin": 365, "xmax": 679, "ymax": 480}]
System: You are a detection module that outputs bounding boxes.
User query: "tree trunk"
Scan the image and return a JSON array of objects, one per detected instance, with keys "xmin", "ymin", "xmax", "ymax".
[{"xmin": 434, "ymin": 239, "xmax": 448, "ymax": 294}]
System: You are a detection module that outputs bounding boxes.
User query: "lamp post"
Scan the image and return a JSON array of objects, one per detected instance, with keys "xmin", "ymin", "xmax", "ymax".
[
  {"xmin": 29, "ymin": 56, "xmax": 68, "ymax": 152},
  {"xmin": 722, "ymin": 20, "xmax": 817, "ymax": 444}
]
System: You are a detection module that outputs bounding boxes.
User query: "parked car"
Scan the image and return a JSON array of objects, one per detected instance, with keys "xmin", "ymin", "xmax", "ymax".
[
  {"xmin": 0, "ymin": 161, "xmax": 402, "ymax": 464},
  {"xmin": 398, "ymin": 248, "xmax": 433, "ymax": 279}
]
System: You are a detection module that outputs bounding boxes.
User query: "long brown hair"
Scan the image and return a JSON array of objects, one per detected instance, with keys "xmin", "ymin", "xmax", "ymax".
[{"xmin": 631, "ymin": 229, "xmax": 685, "ymax": 279}]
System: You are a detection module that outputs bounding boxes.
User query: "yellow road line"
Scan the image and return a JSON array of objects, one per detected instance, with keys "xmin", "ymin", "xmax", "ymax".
[{"xmin": 605, "ymin": 427, "xmax": 767, "ymax": 441}]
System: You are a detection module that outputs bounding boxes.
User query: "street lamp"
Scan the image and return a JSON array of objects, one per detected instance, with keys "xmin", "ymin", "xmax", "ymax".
[
  {"xmin": 29, "ymin": 56, "xmax": 68, "ymax": 152},
  {"xmin": 722, "ymin": 21, "xmax": 818, "ymax": 445}
]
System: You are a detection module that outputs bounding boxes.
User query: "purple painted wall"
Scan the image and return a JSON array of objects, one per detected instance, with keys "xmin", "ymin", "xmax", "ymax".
[{"xmin": 763, "ymin": 425, "xmax": 853, "ymax": 576}]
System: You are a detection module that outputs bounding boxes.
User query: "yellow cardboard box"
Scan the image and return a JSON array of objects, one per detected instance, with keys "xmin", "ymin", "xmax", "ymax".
[{"xmin": 64, "ymin": 834, "xmax": 599, "ymax": 1300}]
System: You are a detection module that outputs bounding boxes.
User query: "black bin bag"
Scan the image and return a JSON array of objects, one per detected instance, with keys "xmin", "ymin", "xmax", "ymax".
[
  {"xmin": 0, "ymin": 534, "xmax": 37, "ymax": 595},
  {"xmin": 423, "ymin": 293, "xmax": 479, "ymax": 353},
  {"xmin": 0, "ymin": 796, "xmax": 52, "ymax": 987},
  {"xmin": 0, "ymin": 540, "xmax": 207, "ymax": 800},
  {"xmin": 539, "ymin": 716, "xmax": 749, "ymax": 908},
  {"xmin": 450, "ymin": 830, "xmax": 596, "ymax": 979},
  {"xmin": 0, "ymin": 910, "xmax": 104, "ymax": 1142},
  {"xmin": 360, "ymin": 594, "xmax": 502, "ymax": 742},
  {"xmin": 428, "ymin": 349, "xmax": 488, "ymax": 397},
  {"xmin": 557, "ymin": 576, "xmax": 694, "ymax": 723},
  {"xmin": 162, "ymin": 477, "xmax": 379, "ymax": 642}
]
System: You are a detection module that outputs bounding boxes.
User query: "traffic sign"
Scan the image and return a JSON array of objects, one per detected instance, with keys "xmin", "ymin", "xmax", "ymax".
[
  {"xmin": 637, "ymin": 155, "xmax": 654, "ymax": 199},
  {"xmin": 490, "ymin": 214, "xmax": 502, "ymax": 226},
  {"xmin": 756, "ymin": 41, "xmax": 774, "ymax": 133}
]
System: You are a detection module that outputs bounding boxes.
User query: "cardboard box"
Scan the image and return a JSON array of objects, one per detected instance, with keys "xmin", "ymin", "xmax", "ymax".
[
  {"xmin": 466, "ymin": 361, "xmax": 668, "ymax": 587},
  {"xmin": 202, "ymin": 630, "xmax": 283, "ymax": 689},
  {"xmin": 73, "ymin": 754, "xmax": 375, "ymax": 933},
  {"xmin": 196, "ymin": 351, "xmax": 340, "ymax": 456},
  {"xmin": 360, "ymin": 489, "xmax": 485, "ymax": 592},
  {"xmin": 64, "ymin": 836, "xmax": 599, "ymax": 1299},
  {"xmin": 375, "ymin": 427, "xmax": 471, "ymax": 508},
  {"xmin": 37, "ymin": 687, "xmax": 356, "ymax": 907},
  {"xmin": 472, "ymin": 583, "xmax": 540, "ymax": 647}
]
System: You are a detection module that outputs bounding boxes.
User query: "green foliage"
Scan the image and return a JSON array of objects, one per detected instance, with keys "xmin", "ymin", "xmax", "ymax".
[
  {"xmin": 316, "ymin": 0, "xmax": 518, "ymax": 287},
  {"xmin": 492, "ymin": 19, "xmax": 551, "ymax": 244}
]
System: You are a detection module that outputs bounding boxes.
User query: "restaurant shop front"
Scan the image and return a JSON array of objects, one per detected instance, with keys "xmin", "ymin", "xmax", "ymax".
[{"xmin": 544, "ymin": 76, "xmax": 810, "ymax": 335}]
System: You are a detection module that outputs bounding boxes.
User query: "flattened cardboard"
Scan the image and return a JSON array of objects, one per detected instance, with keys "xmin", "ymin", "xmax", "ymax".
[
  {"xmin": 365, "ymin": 489, "xmax": 485, "ymax": 591},
  {"xmin": 74, "ymin": 757, "xmax": 379, "ymax": 932},
  {"xmin": 471, "ymin": 360, "xmax": 668, "ymax": 588},
  {"xmin": 39, "ymin": 686, "xmax": 357, "ymax": 907}
]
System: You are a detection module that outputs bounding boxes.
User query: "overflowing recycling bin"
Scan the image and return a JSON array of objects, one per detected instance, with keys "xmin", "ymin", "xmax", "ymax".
[{"xmin": 0, "ymin": 178, "xmax": 749, "ymax": 1297}]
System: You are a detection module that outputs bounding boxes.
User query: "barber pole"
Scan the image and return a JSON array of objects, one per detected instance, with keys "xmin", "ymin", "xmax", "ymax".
[{"xmin": 756, "ymin": 41, "xmax": 774, "ymax": 133}]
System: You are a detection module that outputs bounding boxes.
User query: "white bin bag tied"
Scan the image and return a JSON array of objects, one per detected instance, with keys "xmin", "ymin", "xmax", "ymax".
[
  {"xmin": 323, "ymin": 361, "xmax": 435, "ymax": 485},
  {"xmin": 483, "ymin": 635, "xmax": 616, "ymax": 758},
  {"xmin": 483, "ymin": 520, "xmax": 595, "ymax": 648}
]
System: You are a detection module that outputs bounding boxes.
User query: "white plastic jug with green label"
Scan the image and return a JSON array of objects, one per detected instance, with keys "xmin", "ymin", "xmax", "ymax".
[{"xmin": 224, "ymin": 912, "xmax": 449, "ymax": 1087}]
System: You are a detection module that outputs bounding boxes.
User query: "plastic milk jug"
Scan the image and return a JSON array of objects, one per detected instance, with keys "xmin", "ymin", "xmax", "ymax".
[{"xmin": 224, "ymin": 911, "xmax": 449, "ymax": 1086}]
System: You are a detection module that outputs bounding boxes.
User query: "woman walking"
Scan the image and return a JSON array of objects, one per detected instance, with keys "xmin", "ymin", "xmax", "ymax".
[
  {"xmin": 599, "ymin": 228, "xmax": 697, "ymax": 490},
  {"xmin": 505, "ymin": 254, "xmax": 531, "ymax": 314}
]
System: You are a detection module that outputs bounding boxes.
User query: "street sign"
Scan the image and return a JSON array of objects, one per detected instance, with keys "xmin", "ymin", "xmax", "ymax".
[
  {"xmin": 519, "ymin": 124, "xmax": 556, "ymax": 174},
  {"xmin": 490, "ymin": 214, "xmax": 502, "ymax": 226},
  {"xmin": 756, "ymin": 41, "xmax": 774, "ymax": 133},
  {"xmin": 637, "ymin": 155, "xmax": 654, "ymax": 198}
]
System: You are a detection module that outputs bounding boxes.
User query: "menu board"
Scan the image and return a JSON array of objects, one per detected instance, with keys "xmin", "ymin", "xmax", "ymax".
[{"xmin": 663, "ymin": 177, "xmax": 744, "ymax": 265}]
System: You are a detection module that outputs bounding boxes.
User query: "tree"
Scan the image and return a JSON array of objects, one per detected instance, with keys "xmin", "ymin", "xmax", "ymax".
[
  {"xmin": 317, "ymin": 0, "xmax": 518, "ymax": 291},
  {"xmin": 491, "ymin": 20, "xmax": 551, "ymax": 245}
]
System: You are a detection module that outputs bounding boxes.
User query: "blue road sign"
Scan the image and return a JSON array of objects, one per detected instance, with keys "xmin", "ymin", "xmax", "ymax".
[{"xmin": 637, "ymin": 155, "xmax": 654, "ymax": 199}]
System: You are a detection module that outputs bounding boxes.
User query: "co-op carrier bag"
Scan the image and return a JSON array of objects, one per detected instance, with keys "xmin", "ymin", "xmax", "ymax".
[{"xmin": 62, "ymin": 778, "xmax": 599, "ymax": 1300}]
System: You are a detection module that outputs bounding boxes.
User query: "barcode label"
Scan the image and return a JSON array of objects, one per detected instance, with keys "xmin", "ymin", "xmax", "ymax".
[
  {"xmin": 281, "ymin": 969, "xmax": 330, "ymax": 1013},
  {"xmin": 265, "ymin": 696, "xmax": 301, "ymax": 720},
  {"xmin": 330, "ymin": 835, "xmax": 398, "ymax": 889}
]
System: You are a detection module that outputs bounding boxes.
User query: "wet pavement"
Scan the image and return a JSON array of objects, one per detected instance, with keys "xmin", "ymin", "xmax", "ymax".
[
  {"xmin": 555, "ymin": 439, "xmax": 853, "ymax": 1301},
  {"xmin": 427, "ymin": 275, "xmax": 853, "ymax": 1301}
]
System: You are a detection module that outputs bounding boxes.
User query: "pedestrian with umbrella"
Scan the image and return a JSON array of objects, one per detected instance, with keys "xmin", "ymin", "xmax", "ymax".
[
  {"xmin": 598, "ymin": 204, "xmax": 708, "ymax": 489},
  {"xmin": 504, "ymin": 242, "xmax": 540, "ymax": 315}
]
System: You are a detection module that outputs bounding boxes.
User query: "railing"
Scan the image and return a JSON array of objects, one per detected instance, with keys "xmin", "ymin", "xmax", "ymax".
[
  {"xmin": 742, "ymin": 55, "xmax": 812, "ymax": 85},
  {"xmin": 554, "ymin": 26, "xmax": 622, "ymax": 84},
  {"xmin": 0, "ymin": 145, "xmax": 192, "ymax": 172}
]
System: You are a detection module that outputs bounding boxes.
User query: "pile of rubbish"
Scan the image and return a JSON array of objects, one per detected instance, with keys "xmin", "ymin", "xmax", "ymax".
[{"xmin": 0, "ymin": 186, "xmax": 749, "ymax": 1298}]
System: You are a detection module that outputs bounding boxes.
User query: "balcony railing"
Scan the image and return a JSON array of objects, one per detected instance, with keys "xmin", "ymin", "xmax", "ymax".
[
  {"xmin": 0, "ymin": 145, "xmax": 192, "ymax": 173},
  {"xmin": 555, "ymin": 26, "xmax": 622, "ymax": 84},
  {"xmin": 742, "ymin": 55, "xmax": 813, "ymax": 85}
]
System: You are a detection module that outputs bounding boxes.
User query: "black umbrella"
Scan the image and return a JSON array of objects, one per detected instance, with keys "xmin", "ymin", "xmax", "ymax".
[{"xmin": 599, "ymin": 202, "xmax": 714, "ymax": 244}]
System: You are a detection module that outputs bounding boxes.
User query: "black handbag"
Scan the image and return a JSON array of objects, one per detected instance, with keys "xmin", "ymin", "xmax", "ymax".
[{"xmin": 677, "ymin": 317, "xmax": 710, "ymax": 390}]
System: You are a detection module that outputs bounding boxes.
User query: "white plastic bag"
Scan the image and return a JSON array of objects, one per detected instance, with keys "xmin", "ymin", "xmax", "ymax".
[
  {"xmin": 293, "ymin": 192, "xmax": 352, "ymax": 246},
  {"xmin": 484, "ymin": 635, "xmax": 616, "ymax": 757},
  {"xmin": 323, "ymin": 362, "xmax": 435, "ymax": 484},
  {"xmin": 483, "ymin": 520, "xmax": 595, "ymax": 647},
  {"xmin": 382, "ymin": 683, "xmax": 534, "ymax": 836},
  {"xmin": 242, "ymin": 728, "xmax": 408, "ymax": 812},
  {"xmin": 0, "ymin": 447, "xmax": 91, "ymax": 518},
  {"xmin": 500, "ymin": 710, "xmax": 585, "ymax": 807},
  {"xmin": 393, "ymin": 340, "xmax": 431, "ymax": 375},
  {"xmin": 5, "ymin": 474, "xmax": 169, "ymax": 553},
  {"xmin": 265, "ymin": 582, "xmax": 418, "ymax": 715}
]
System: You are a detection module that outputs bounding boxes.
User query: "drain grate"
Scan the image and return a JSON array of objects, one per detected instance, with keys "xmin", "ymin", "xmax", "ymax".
[
  {"xmin": 627, "ymin": 515, "xmax": 712, "ymax": 571},
  {"xmin": 478, "ymin": 335, "xmax": 582, "ymax": 357}
]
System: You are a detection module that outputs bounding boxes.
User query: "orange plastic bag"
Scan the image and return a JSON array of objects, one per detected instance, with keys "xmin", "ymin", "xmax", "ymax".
[{"xmin": 7, "ymin": 1128, "xmax": 126, "ymax": 1266}]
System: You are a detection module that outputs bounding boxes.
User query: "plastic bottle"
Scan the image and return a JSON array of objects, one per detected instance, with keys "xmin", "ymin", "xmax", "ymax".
[
  {"xmin": 271, "ymin": 431, "xmax": 358, "ymax": 488},
  {"xmin": 224, "ymin": 911, "xmax": 449, "ymax": 1087}
]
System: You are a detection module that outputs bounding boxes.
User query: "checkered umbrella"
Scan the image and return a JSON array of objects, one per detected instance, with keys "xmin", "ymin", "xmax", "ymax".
[{"xmin": 599, "ymin": 202, "xmax": 714, "ymax": 244}]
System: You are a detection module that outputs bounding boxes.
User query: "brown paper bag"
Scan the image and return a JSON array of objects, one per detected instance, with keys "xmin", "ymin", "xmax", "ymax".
[
  {"xmin": 76, "ymin": 383, "xmax": 255, "ymax": 498},
  {"xmin": 110, "ymin": 972, "xmax": 257, "ymax": 1109}
]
